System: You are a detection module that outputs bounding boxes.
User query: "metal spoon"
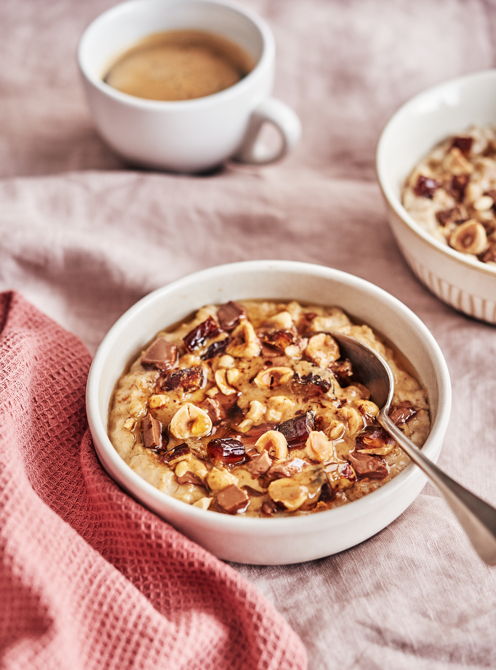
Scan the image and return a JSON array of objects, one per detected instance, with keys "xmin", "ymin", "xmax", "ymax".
[{"xmin": 332, "ymin": 332, "xmax": 496, "ymax": 566}]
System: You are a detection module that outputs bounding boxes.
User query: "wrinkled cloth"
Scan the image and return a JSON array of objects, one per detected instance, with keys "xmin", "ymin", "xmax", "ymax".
[
  {"xmin": 0, "ymin": 0, "xmax": 496, "ymax": 668},
  {"xmin": 0, "ymin": 291, "xmax": 307, "ymax": 669}
]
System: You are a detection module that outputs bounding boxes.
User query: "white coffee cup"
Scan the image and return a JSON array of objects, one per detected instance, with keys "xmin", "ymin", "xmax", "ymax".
[{"xmin": 78, "ymin": 0, "xmax": 301, "ymax": 172}]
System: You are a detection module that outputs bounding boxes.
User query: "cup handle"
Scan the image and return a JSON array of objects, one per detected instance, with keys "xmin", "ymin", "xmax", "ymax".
[{"xmin": 234, "ymin": 98, "xmax": 301, "ymax": 165}]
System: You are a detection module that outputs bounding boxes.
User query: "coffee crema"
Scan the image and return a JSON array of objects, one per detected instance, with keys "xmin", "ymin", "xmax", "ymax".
[{"xmin": 103, "ymin": 29, "xmax": 254, "ymax": 101}]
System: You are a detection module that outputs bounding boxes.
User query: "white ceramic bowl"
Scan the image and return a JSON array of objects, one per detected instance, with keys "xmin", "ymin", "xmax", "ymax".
[
  {"xmin": 377, "ymin": 69, "xmax": 496, "ymax": 324},
  {"xmin": 86, "ymin": 260, "xmax": 451, "ymax": 564}
]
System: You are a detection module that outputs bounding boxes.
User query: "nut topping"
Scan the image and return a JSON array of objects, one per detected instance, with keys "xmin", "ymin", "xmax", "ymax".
[
  {"xmin": 449, "ymin": 220, "xmax": 488, "ymax": 254},
  {"xmin": 305, "ymin": 431, "xmax": 336, "ymax": 463},
  {"xmin": 268, "ymin": 478, "xmax": 308, "ymax": 511},
  {"xmin": 255, "ymin": 430, "xmax": 288, "ymax": 460},
  {"xmin": 254, "ymin": 366, "xmax": 294, "ymax": 389},
  {"xmin": 169, "ymin": 403, "xmax": 213, "ymax": 439},
  {"xmin": 226, "ymin": 320, "xmax": 261, "ymax": 358},
  {"xmin": 305, "ymin": 333, "xmax": 340, "ymax": 368}
]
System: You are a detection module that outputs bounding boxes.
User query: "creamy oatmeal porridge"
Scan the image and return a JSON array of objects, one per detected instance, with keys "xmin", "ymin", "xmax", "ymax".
[
  {"xmin": 402, "ymin": 125, "xmax": 496, "ymax": 264},
  {"xmin": 108, "ymin": 300, "xmax": 430, "ymax": 516}
]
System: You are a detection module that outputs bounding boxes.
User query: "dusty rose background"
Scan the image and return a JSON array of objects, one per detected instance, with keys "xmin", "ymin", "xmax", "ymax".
[{"xmin": 1, "ymin": 0, "xmax": 495, "ymax": 667}]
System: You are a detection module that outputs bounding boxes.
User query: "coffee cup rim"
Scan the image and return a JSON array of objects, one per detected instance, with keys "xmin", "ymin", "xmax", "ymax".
[{"xmin": 77, "ymin": 0, "xmax": 274, "ymax": 110}]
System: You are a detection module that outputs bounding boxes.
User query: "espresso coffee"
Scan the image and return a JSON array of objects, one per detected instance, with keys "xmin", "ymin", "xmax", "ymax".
[{"xmin": 104, "ymin": 29, "xmax": 253, "ymax": 101}]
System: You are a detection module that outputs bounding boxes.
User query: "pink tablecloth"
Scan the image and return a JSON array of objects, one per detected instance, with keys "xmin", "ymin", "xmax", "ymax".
[{"xmin": 1, "ymin": 0, "xmax": 495, "ymax": 667}]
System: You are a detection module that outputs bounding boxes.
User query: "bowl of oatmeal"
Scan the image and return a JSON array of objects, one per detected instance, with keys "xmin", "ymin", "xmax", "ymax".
[
  {"xmin": 86, "ymin": 260, "xmax": 451, "ymax": 564},
  {"xmin": 377, "ymin": 69, "xmax": 496, "ymax": 323}
]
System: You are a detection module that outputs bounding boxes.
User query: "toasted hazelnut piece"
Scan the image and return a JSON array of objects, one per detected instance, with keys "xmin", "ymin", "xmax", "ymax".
[
  {"xmin": 254, "ymin": 366, "xmax": 294, "ymax": 389},
  {"xmin": 237, "ymin": 419, "xmax": 254, "ymax": 433},
  {"xmin": 180, "ymin": 353, "xmax": 201, "ymax": 367},
  {"xmin": 214, "ymin": 369, "xmax": 236, "ymax": 396},
  {"xmin": 246, "ymin": 400, "xmax": 266, "ymax": 423},
  {"xmin": 305, "ymin": 333, "xmax": 340, "ymax": 368},
  {"xmin": 123, "ymin": 418, "xmax": 136, "ymax": 431},
  {"xmin": 266, "ymin": 311, "xmax": 294, "ymax": 330},
  {"xmin": 226, "ymin": 368, "xmax": 241, "ymax": 386},
  {"xmin": 336, "ymin": 406, "xmax": 364, "ymax": 436},
  {"xmin": 148, "ymin": 394, "xmax": 169, "ymax": 409},
  {"xmin": 473, "ymin": 195, "xmax": 494, "ymax": 211},
  {"xmin": 305, "ymin": 431, "xmax": 336, "ymax": 463},
  {"xmin": 450, "ymin": 220, "xmax": 488, "ymax": 254},
  {"xmin": 325, "ymin": 462, "xmax": 356, "ymax": 491},
  {"xmin": 206, "ymin": 467, "xmax": 238, "ymax": 491},
  {"xmin": 268, "ymin": 478, "xmax": 308, "ymax": 511},
  {"xmin": 169, "ymin": 403, "xmax": 213, "ymax": 439},
  {"xmin": 355, "ymin": 399, "xmax": 380, "ymax": 419},
  {"xmin": 217, "ymin": 354, "xmax": 235, "ymax": 368},
  {"xmin": 326, "ymin": 419, "xmax": 346, "ymax": 441},
  {"xmin": 465, "ymin": 181, "xmax": 483, "ymax": 204},
  {"xmin": 193, "ymin": 497, "xmax": 213, "ymax": 510},
  {"xmin": 255, "ymin": 430, "xmax": 288, "ymax": 460},
  {"xmin": 284, "ymin": 344, "xmax": 301, "ymax": 358},
  {"xmin": 265, "ymin": 395, "xmax": 295, "ymax": 422},
  {"xmin": 206, "ymin": 387, "xmax": 219, "ymax": 398},
  {"xmin": 226, "ymin": 321, "xmax": 261, "ymax": 358},
  {"xmin": 443, "ymin": 147, "xmax": 473, "ymax": 175},
  {"xmin": 175, "ymin": 460, "xmax": 190, "ymax": 478}
]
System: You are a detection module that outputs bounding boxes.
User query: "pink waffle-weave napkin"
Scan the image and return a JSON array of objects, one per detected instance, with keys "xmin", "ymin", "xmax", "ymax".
[{"xmin": 0, "ymin": 291, "xmax": 307, "ymax": 670}]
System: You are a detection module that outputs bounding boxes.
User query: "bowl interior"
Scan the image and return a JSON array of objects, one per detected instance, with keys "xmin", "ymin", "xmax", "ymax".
[
  {"xmin": 91, "ymin": 262, "xmax": 448, "ymax": 455},
  {"xmin": 377, "ymin": 70, "xmax": 496, "ymax": 202}
]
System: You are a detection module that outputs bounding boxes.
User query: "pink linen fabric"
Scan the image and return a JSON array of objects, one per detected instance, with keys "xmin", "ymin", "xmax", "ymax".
[
  {"xmin": 0, "ymin": 0, "xmax": 495, "ymax": 668},
  {"xmin": 0, "ymin": 291, "xmax": 307, "ymax": 669}
]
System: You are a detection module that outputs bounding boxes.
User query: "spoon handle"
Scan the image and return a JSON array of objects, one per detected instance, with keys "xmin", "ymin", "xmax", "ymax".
[{"xmin": 379, "ymin": 411, "xmax": 496, "ymax": 566}]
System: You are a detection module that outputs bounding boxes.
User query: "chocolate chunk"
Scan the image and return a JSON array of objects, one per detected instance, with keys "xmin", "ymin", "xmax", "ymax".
[
  {"xmin": 449, "ymin": 174, "xmax": 470, "ymax": 202},
  {"xmin": 260, "ymin": 330, "xmax": 295, "ymax": 353},
  {"xmin": 277, "ymin": 412, "xmax": 315, "ymax": 446},
  {"xmin": 161, "ymin": 443, "xmax": 190, "ymax": 462},
  {"xmin": 292, "ymin": 373, "xmax": 332, "ymax": 395},
  {"xmin": 413, "ymin": 175, "xmax": 439, "ymax": 199},
  {"xmin": 141, "ymin": 413, "xmax": 162, "ymax": 449},
  {"xmin": 346, "ymin": 450, "xmax": 388, "ymax": 480},
  {"xmin": 161, "ymin": 366, "xmax": 205, "ymax": 392},
  {"xmin": 451, "ymin": 136, "xmax": 473, "ymax": 155},
  {"xmin": 207, "ymin": 438, "xmax": 247, "ymax": 465},
  {"xmin": 297, "ymin": 312, "xmax": 318, "ymax": 336},
  {"xmin": 217, "ymin": 301, "xmax": 245, "ymax": 331},
  {"xmin": 201, "ymin": 337, "xmax": 229, "ymax": 360},
  {"xmin": 183, "ymin": 317, "xmax": 221, "ymax": 351},
  {"xmin": 355, "ymin": 426, "xmax": 395, "ymax": 451},
  {"xmin": 215, "ymin": 485, "xmax": 249, "ymax": 514},
  {"xmin": 141, "ymin": 337, "xmax": 178, "ymax": 370},
  {"xmin": 246, "ymin": 451, "xmax": 272, "ymax": 476},
  {"xmin": 435, "ymin": 206, "xmax": 468, "ymax": 227},
  {"xmin": 175, "ymin": 471, "xmax": 205, "ymax": 487},
  {"xmin": 389, "ymin": 402, "xmax": 418, "ymax": 425},
  {"xmin": 261, "ymin": 500, "xmax": 278, "ymax": 515}
]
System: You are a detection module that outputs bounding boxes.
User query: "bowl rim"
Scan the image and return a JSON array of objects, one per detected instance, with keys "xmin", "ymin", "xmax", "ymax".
[
  {"xmin": 86, "ymin": 260, "xmax": 452, "ymax": 534},
  {"xmin": 376, "ymin": 68, "xmax": 496, "ymax": 278}
]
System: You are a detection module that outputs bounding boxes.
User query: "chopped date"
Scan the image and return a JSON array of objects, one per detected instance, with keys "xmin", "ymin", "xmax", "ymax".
[
  {"xmin": 201, "ymin": 337, "xmax": 229, "ymax": 360},
  {"xmin": 451, "ymin": 136, "xmax": 473, "ymax": 155},
  {"xmin": 389, "ymin": 403, "xmax": 418, "ymax": 425},
  {"xmin": 183, "ymin": 317, "xmax": 221, "ymax": 351},
  {"xmin": 243, "ymin": 422, "xmax": 277, "ymax": 446},
  {"xmin": 435, "ymin": 206, "xmax": 468, "ymax": 227},
  {"xmin": 207, "ymin": 438, "xmax": 247, "ymax": 465},
  {"xmin": 161, "ymin": 443, "xmax": 190, "ymax": 462},
  {"xmin": 346, "ymin": 450, "xmax": 388, "ymax": 480},
  {"xmin": 276, "ymin": 411, "xmax": 315, "ymax": 446},
  {"xmin": 161, "ymin": 366, "xmax": 205, "ymax": 392},
  {"xmin": 297, "ymin": 312, "xmax": 317, "ymax": 335},
  {"xmin": 292, "ymin": 372, "xmax": 332, "ymax": 395},
  {"xmin": 449, "ymin": 174, "xmax": 470, "ymax": 202},
  {"xmin": 329, "ymin": 358, "xmax": 354, "ymax": 384},
  {"xmin": 260, "ymin": 329, "xmax": 295, "ymax": 353},
  {"xmin": 217, "ymin": 301, "xmax": 245, "ymax": 331},
  {"xmin": 414, "ymin": 175, "xmax": 439, "ymax": 199},
  {"xmin": 479, "ymin": 244, "xmax": 496, "ymax": 263}
]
